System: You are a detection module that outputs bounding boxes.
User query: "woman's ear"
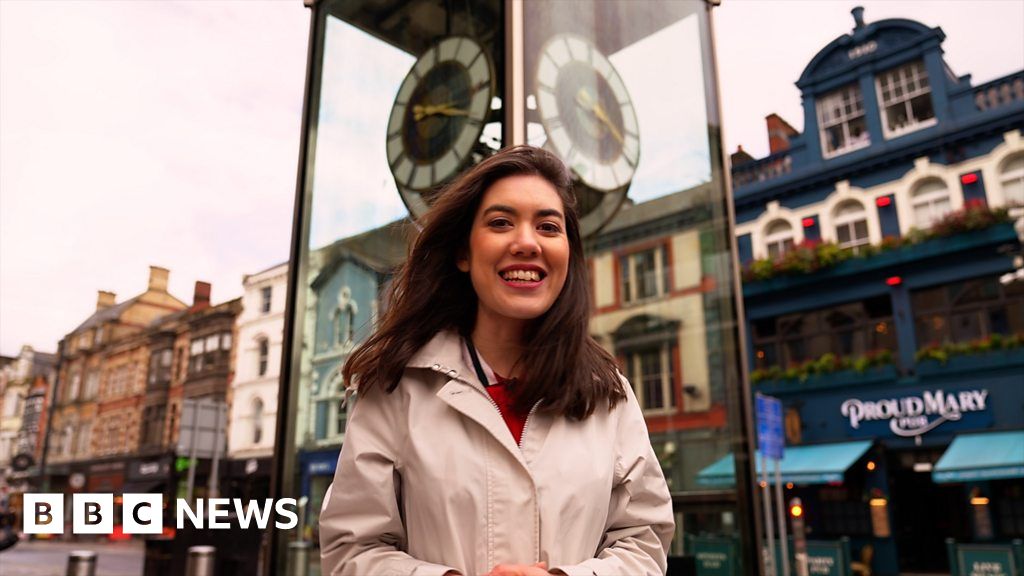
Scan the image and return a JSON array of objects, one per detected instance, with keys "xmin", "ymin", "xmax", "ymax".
[{"xmin": 456, "ymin": 247, "xmax": 469, "ymax": 272}]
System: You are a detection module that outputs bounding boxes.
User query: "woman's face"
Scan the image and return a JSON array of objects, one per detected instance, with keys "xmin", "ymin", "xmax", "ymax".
[{"xmin": 457, "ymin": 174, "xmax": 571, "ymax": 327}]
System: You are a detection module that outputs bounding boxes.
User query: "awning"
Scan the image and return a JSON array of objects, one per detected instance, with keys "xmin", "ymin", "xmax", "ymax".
[
  {"xmin": 697, "ymin": 440, "xmax": 873, "ymax": 487},
  {"xmin": 933, "ymin": 430, "xmax": 1024, "ymax": 484}
]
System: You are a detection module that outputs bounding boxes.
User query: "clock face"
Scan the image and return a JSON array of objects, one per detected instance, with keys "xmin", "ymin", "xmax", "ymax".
[
  {"xmin": 535, "ymin": 34, "xmax": 640, "ymax": 193},
  {"xmin": 387, "ymin": 36, "xmax": 494, "ymax": 217}
]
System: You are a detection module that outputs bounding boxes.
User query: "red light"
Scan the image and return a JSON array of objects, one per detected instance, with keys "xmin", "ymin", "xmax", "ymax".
[
  {"xmin": 802, "ymin": 218, "xmax": 816, "ymax": 228},
  {"xmin": 790, "ymin": 504, "xmax": 804, "ymax": 518},
  {"xmin": 886, "ymin": 276, "xmax": 902, "ymax": 286},
  {"xmin": 961, "ymin": 173, "xmax": 978, "ymax": 185},
  {"xmin": 876, "ymin": 196, "xmax": 892, "ymax": 207}
]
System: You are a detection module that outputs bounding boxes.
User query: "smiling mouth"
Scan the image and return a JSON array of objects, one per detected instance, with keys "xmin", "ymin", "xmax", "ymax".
[{"xmin": 500, "ymin": 269, "xmax": 545, "ymax": 283}]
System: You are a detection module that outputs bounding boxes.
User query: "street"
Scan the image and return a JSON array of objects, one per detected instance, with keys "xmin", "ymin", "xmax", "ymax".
[{"xmin": 0, "ymin": 539, "xmax": 144, "ymax": 576}]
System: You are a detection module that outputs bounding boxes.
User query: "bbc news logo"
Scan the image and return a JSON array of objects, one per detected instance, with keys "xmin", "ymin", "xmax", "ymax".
[{"xmin": 24, "ymin": 494, "xmax": 299, "ymax": 535}]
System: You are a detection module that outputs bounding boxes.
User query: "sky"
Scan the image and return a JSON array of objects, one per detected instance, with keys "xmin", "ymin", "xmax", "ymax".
[{"xmin": 1, "ymin": 0, "xmax": 1022, "ymax": 357}]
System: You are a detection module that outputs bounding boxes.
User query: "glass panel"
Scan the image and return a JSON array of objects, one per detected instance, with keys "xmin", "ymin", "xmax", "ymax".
[
  {"xmin": 277, "ymin": 1, "xmax": 505, "ymax": 572},
  {"xmin": 280, "ymin": 0, "xmax": 753, "ymax": 571},
  {"xmin": 522, "ymin": 0, "xmax": 753, "ymax": 565}
]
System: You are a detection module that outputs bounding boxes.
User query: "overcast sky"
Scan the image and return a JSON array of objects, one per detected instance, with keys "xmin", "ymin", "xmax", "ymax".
[{"xmin": 2, "ymin": 0, "xmax": 1022, "ymax": 357}]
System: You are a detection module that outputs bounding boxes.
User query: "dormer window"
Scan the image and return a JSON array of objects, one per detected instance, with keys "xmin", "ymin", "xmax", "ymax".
[
  {"xmin": 876, "ymin": 60, "xmax": 935, "ymax": 138},
  {"xmin": 817, "ymin": 83, "xmax": 870, "ymax": 158}
]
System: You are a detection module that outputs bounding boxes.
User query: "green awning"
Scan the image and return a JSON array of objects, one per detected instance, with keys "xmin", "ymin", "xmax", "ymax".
[
  {"xmin": 933, "ymin": 431, "xmax": 1024, "ymax": 483},
  {"xmin": 696, "ymin": 441, "xmax": 873, "ymax": 487}
]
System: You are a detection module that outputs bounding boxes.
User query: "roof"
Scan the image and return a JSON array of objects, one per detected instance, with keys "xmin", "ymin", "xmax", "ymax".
[
  {"xmin": 697, "ymin": 440, "xmax": 873, "ymax": 487},
  {"xmin": 69, "ymin": 296, "xmax": 141, "ymax": 334}
]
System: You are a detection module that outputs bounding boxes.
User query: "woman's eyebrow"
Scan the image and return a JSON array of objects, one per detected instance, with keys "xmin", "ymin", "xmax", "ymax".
[{"xmin": 482, "ymin": 204, "xmax": 564, "ymax": 220}]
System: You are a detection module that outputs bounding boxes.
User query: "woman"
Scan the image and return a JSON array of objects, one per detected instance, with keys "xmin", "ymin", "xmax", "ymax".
[{"xmin": 319, "ymin": 145, "xmax": 673, "ymax": 576}]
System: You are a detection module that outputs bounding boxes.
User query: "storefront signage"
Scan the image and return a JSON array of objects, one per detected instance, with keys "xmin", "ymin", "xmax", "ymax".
[
  {"xmin": 840, "ymin": 388, "xmax": 990, "ymax": 437},
  {"xmin": 691, "ymin": 537, "xmax": 738, "ymax": 576},
  {"xmin": 847, "ymin": 41, "xmax": 877, "ymax": 60},
  {"xmin": 956, "ymin": 546, "xmax": 1018, "ymax": 576}
]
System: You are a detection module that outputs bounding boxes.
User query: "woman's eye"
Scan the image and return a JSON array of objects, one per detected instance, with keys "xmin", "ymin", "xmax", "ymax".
[
  {"xmin": 487, "ymin": 218, "xmax": 512, "ymax": 228},
  {"xmin": 538, "ymin": 222, "xmax": 562, "ymax": 234}
]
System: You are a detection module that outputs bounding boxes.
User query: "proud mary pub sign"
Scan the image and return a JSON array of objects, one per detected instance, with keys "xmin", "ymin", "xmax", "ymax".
[{"xmin": 840, "ymin": 387, "xmax": 993, "ymax": 438}]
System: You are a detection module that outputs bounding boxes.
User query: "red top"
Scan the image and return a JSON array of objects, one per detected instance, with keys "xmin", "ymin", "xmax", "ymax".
[{"xmin": 486, "ymin": 373, "xmax": 529, "ymax": 445}]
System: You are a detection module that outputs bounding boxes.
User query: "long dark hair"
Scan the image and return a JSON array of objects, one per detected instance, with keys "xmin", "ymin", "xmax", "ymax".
[{"xmin": 343, "ymin": 145, "xmax": 624, "ymax": 419}]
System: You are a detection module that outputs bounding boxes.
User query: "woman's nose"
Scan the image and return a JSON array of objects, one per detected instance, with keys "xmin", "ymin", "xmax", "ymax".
[{"xmin": 510, "ymin": 229, "xmax": 540, "ymax": 257}]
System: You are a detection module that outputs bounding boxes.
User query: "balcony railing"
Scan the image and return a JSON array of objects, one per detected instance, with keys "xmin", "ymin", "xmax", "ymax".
[
  {"xmin": 973, "ymin": 71, "xmax": 1024, "ymax": 111},
  {"xmin": 731, "ymin": 150, "xmax": 793, "ymax": 188}
]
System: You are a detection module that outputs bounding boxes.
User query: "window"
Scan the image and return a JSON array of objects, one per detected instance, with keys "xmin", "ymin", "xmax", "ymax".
[
  {"xmin": 913, "ymin": 275, "xmax": 1024, "ymax": 347},
  {"xmin": 833, "ymin": 200, "xmax": 870, "ymax": 253},
  {"xmin": 624, "ymin": 345, "xmax": 675, "ymax": 413},
  {"xmin": 911, "ymin": 178, "xmax": 952, "ymax": 228},
  {"xmin": 73, "ymin": 422, "xmax": 92, "ymax": 457},
  {"xmin": 753, "ymin": 296, "xmax": 896, "ymax": 370},
  {"xmin": 83, "ymin": 370, "xmax": 100, "ymax": 399},
  {"xmin": 140, "ymin": 406, "xmax": 166, "ymax": 449},
  {"xmin": 333, "ymin": 287, "xmax": 359, "ymax": 347},
  {"xmin": 189, "ymin": 331, "xmax": 231, "ymax": 375},
  {"xmin": 251, "ymin": 398, "xmax": 264, "ymax": 445},
  {"xmin": 66, "ymin": 369, "xmax": 81, "ymax": 402},
  {"xmin": 257, "ymin": 338, "xmax": 269, "ymax": 377},
  {"xmin": 619, "ymin": 246, "xmax": 670, "ymax": 304},
  {"xmin": 817, "ymin": 84, "xmax": 870, "ymax": 157},
  {"xmin": 877, "ymin": 60, "xmax": 935, "ymax": 138},
  {"xmin": 1000, "ymin": 153, "xmax": 1024, "ymax": 206},
  {"xmin": 147, "ymin": 349, "xmax": 173, "ymax": 389},
  {"xmin": 261, "ymin": 286, "xmax": 273, "ymax": 314},
  {"xmin": 764, "ymin": 220, "xmax": 795, "ymax": 259},
  {"xmin": 96, "ymin": 326, "xmax": 105, "ymax": 344},
  {"xmin": 315, "ymin": 376, "xmax": 347, "ymax": 442}
]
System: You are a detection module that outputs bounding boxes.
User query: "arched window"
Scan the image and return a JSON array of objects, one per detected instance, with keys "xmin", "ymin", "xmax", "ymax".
[
  {"xmin": 1000, "ymin": 153, "xmax": 1024, "ymax": 206},
  {"xmin": 764, "ymin": 220, "xmax": 795, "ymax": 259},
  {"xmin": 257, "ymin": 337, "xmax": 269, "ymax": 377},
  {"xmin": 911, "ymin": 178, "xmax": 952, "ymax": 228},
  {"xmin": 833, "ymin": 200, "xmax": 869, "ymax": 253},
  {"xmin": 251, "ymin": 397, "xmax": 264, "ymax": 445}
]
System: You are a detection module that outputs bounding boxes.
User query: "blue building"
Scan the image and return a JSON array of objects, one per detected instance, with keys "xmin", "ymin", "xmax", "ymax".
[{"xmin": 718, "ymin": 8, "xmax": 1023, "ymax": 575}]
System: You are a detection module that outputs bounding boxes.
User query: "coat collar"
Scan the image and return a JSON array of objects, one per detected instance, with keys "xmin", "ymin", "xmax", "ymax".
[{"xmin": 407, "ymin": 329, "xmax": 475, "ymax": 382}]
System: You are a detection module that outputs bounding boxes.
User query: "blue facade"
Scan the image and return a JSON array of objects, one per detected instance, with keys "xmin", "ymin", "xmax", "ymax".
[{"xmin": 730, "ymin": 8, "xmax": 1024, "ymax": 576}]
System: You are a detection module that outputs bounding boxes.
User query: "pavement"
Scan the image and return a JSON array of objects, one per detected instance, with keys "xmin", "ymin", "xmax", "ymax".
[{"xmin": 0, "ymin": 538, "xmax": 144, "ymax": 576}]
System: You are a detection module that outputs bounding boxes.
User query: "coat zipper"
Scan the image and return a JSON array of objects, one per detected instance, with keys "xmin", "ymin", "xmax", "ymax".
[{"xmin": 518, "ymin": 402, "xmax": 539, "ymax": 450}]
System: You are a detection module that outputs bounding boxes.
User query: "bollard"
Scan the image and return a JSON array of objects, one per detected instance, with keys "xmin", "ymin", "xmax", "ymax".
[
  {"xmin": 288, "ymin": 541, "xmax": 312, "ymax": 576},
  {"xmin": 66, "ymin": 550, "xmax": 97, "ymax": 576},
  {"xmin": 185, "ymin": 545, "xmax": 216, "ymax": 576}
]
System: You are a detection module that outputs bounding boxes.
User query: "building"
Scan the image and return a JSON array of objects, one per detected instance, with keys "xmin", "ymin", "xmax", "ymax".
[
  {"xmin": 717, "ymin": 8, "xmax": 1024, "ymax": 575},
  {"xmin": 46, "ymin": 267, "xmax": 188, "ymax": 502},
  {"xmin": 226, "ymin": 261, "xmax": 288, "ymax": 500},
  {"xmin": 0, "ymin": 346, "xmax": 56, "ymax": 495}
]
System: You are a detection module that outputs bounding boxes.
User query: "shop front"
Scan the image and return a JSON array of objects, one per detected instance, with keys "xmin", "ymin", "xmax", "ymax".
[{"xmin": 744, "ymin": 368, "xmax": 1024, "ymax": 575}]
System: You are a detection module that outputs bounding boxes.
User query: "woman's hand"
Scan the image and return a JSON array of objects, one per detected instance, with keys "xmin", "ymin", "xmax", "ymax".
[{"xmin": 485, "ymin": 561, "xmax": 550, "ymax": 576}]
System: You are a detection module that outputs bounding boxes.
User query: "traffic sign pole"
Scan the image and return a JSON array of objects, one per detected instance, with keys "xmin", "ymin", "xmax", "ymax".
[{"xmin": 775, "ymin": 460, "xmax": 790, "ymax": 576}]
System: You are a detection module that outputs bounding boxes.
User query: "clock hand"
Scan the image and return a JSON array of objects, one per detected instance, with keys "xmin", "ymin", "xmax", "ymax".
[
  {"xmin": 413, "ymin": 103, "xmax": 470, "ymax": 122},
  {"xmin": 575, "ymin": 89, "xmax": 625, "ymax": 146}
]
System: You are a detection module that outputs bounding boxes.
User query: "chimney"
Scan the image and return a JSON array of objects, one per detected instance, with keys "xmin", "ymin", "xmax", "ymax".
[
  {"xmin": 148, "ymin": 266, "xmax": 170, "ymax": 292},
  {"xmin": 193, "ymin": 281, "xmax": 212, "ymax": 309},
  {"xmin": 730, "ymin": 145, "xmax": 755, "ymax": 167},
  {"xmin": 766, "ymin": 113, "xmax": 799, "ymax": 154},
  {"xmin": 96, "ymin": 291, "xmax": 116, "ymax": 311},
  {"xmin": 851, "ymin": 6, "xmax": 866, "ymax": 30}
]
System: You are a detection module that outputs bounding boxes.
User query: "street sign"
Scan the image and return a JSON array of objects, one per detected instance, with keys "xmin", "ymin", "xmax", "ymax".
[
  {"xmin": 176, "ymin": 398, "xmax": 227, "ymax": 459},
  {"xmin": 757, "ymin": 394, "xmax": 785, "ymax": 460}
]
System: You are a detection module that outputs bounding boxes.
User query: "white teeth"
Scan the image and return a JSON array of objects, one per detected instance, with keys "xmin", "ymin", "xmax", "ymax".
[{"xmin": 502, "ymin": 270, "xmax": 541, "ymax": 282}]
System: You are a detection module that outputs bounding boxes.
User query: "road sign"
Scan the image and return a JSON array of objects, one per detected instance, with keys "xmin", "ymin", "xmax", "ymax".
[
  {"xmin": 757, "ymin": 394, "xmax": 785, "ymax": 460},
  {"xmin": 176, "ymin": 398, "xmax": 227, "ymax": 459}
]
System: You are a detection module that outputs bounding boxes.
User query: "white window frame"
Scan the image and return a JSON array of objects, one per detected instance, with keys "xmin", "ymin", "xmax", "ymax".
[
  {"xmin": 764, "ymin": 220, "xmax": 796, "ymax": 259},
  {"xmin": 911, "ymin": 179, "xmax": 953, "ymax": 229},
  {"xmin": 876, "ymin": 60, "xmax": 937, "ymax": 139},
  {"xmin": 626, "ymin": 344, "xmax": 674, "ymax": 415},
  {"xmin": 260, "ymin": 286, "xmax": 273, "ymax": 314},
  {"xmin": 257, "ymin": 338, "xmax": 270, "ymax": 377},
  {"xmin": 817, "ymin": 83, "xmax": 871, "ymax": 158},
  {"xmin": 1000, "ymin": 154, "xmax": 1024, "ymax": 206},
  {"xmin": 833, "ymin": 201, "xmax": 871, "ymax": 253},
  {"xmin": 620, "ymin": 246, "xmax": 669, "ymax": 304},
  {"xmin": 251, "ymin": 397, "xmax": 264, "ymax": 445}
]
